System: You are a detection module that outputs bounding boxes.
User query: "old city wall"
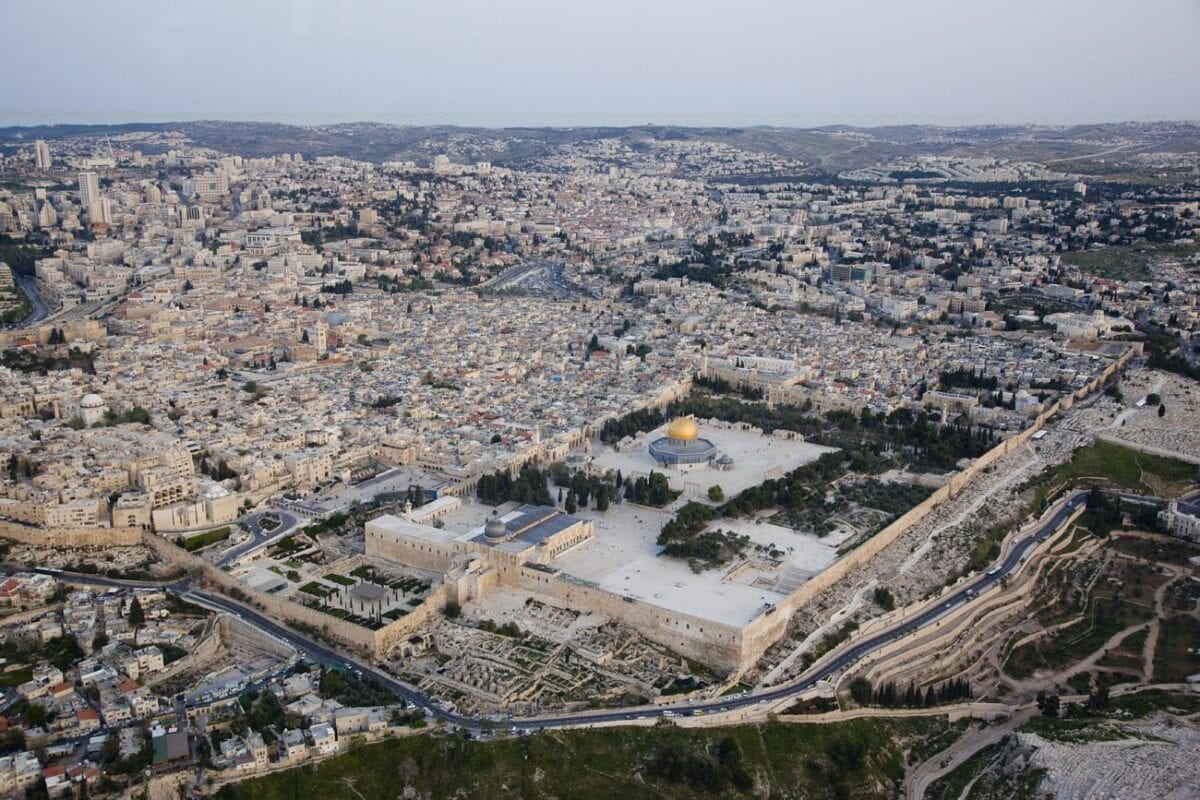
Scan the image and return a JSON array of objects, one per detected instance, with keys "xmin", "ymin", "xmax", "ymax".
[
  {"xmin": 740, "ymin": 346, "xmax": 1135, "ymax": 669},
  {"xmin": 371, "ymin": 583, "xmax": 451, "ymax": 655},
  {"xmin": 140, "ymin": 533, "xmax": 378, "ymax": 656},
  {"xmin": 0, "ymin": 319, "xmax": 106, "ymax": 349},
  {"xmin": 503, "ymin": 563, "xmax": 746, "ymax": 674},
  {"xmin": 142, "ymin": 532, "xmax": 446, "ymax": 661},
  {"xmin": 0, "ymin": 521, "xmax": 144, "ymax": 548}
]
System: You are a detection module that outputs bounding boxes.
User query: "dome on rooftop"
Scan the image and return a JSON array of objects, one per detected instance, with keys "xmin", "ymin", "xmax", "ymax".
[
  {"xmin": 666, "ymin": 417, "xmax": 699, "ymax": 442},
  {"xmin": 80, "ymin": 393, "xmax": 104, "ymax": 409},
  {"xmin": 484, "ymin": 512, "xmax": 507, "ymax": 542}
]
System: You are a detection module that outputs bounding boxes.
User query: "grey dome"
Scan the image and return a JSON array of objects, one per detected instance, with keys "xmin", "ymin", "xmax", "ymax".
[{"xmin": 484, "ymin": 513, "xmax": 507, "ymax": 541}]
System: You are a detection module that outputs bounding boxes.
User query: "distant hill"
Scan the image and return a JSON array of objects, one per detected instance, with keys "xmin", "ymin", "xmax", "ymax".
[{"xmin": 2, "ymin": 118, "xmax": 1197, "ymax": 177}]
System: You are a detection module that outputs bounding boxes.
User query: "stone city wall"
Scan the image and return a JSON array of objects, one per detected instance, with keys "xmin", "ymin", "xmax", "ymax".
[
  {"xmin": 738, "ymin": 345, "xmax": 1134, "ymax": 672},
  {"xmin": 0, "ymin": 520, "xmax": 144, "ymax": 548},
  {"xmin": 142, "ymin": 531, "xmax": 445, "ymax": 662},
  {"xmin": 364, "ymin": 525, "xmax": 458, "ymax": 573},
  {"xmin": 372, "ymin": 583, "xmax": 451, "ymax": 655},
  {"xmin": 503, "ymin": 563, "xmax": 747, "ymax": 673}
]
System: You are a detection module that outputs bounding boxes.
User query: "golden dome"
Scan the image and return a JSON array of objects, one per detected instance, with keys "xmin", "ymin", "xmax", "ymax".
[{"xmin": 666, "ymin": 416, "xmax": 699, "ymax": 441}]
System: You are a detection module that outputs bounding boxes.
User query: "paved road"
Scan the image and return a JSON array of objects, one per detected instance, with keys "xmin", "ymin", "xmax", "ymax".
[
  {"xmin": 216, "ymin": 509, "xmax": 300, "ymax": 566},
  {"xmin": 14, "ymin": 274, "xmax": 48, "ymax": 325},
  {"xmin": 31, "ymin": 491, "xmax": 1087, "ymax": 734}
]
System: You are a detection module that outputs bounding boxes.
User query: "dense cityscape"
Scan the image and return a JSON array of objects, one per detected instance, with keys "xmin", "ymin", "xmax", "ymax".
[
  {"xmin": 0, "ymin": 116, "xmax": 1195, "ymax": 800},
  {"xmin": 0, "ymin": 3, "xmax": 1199, "ymax": 798}
]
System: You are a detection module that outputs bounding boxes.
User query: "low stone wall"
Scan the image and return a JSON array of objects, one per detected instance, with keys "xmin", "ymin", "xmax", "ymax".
[
  {"xmin": 0, "ymin": 521, "xmax": 144, "ymax": 548},
  {"xmin": 775, "ymin": 701, "xmax": 1012, "ymax": 725},
  {"xmin": 373, "ymin": 583, "xmax": 450, "ymax": 654}
]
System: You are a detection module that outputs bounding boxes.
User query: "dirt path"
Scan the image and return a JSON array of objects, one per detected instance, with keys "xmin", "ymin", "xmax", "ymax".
[
  {"xmin": 1142, "ymin": 565, "xmax": 1180, "ymax": 681},
  {"xmin": 905, "ymin": 708, "xmax": 1035, "ymax": 800}
]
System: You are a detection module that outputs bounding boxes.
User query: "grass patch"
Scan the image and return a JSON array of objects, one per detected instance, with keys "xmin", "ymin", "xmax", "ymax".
[
  {"xmin": 1037, "ymin": 441, "xmax": 1196, "ymax": 498},
  {"xmin": 1096, "ymin": 626, "xmax": 1148, "ymax": 673},
  {"xmin": 299, "ymin": 582, "xmax": 333, "ymax": 598},
  {"xmin": 1061, "ymin": 247, "xmax": 1152, "ymax": 281},
  {"xmin": 925, "ymin": 737, "xmax": 1046, "ymax": 800},
  {"xmin": 1004, "ymin": 558, "xmax": 1162, "ymax": 679},
  {"xmin": 323, "ymin": 573, "xmax": 356, "ymax": 587},
  {"xmin": 1107, "ymin": 688, "xmax": 1200, "ymax": 717},
  {"xmin": 1152, "ymin": 615, "xmax": 1200, "ymax": 683},
  {"xmin": 1109, "ymin": 535, "xmax": 1200, "ymax": 566},
  {"xmin": 178, "ymin": 526, "xmax": 232, "ymax": 552},
  {"xmin": 1020, "ymin": 716, "xmax": 1132, "ymax": 743},
  {"xmin": 0, "ymin": 665, "xmax": 32, "ymax": 688},
  {"xmin": 1061, "ymin": 241, "xmax": 1200, "ymax": 281}
]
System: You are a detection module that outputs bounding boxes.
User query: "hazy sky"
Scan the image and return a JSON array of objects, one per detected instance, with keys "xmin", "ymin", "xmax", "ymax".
[{"xmin": 3, "ymin": 0, "xmax": 1199, "ymax": 128}]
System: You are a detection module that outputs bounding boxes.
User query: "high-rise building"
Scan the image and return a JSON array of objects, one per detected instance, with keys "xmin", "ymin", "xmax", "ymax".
[
  {"xmin": 36, "ymin": 200, "xmax": 57, "ymax": 229},
  {"xmin": 34, "ymin": 140, "xmax": 51, "ymax": 170},
  {"xmin": 78, "ymin": 171, "xmax": 101, "ymax": 213},
  {"xmin": 94, "ymin": 197, "xmax": 114, "ymax": 225}
]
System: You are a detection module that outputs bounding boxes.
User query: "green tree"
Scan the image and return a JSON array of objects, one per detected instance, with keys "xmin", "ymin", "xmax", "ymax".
[
  {"xmin": 127, "ymin": 596, "xmax": 145, "ymax": 627},
  {"xmin": 707, "ymin": 485, "xmax": 724, "ymax": 502},
  {"xmin": 594, "ymin": 484, "xmax": 610, "ymax": 512},
  {"xmin": 873, "ymin": 586, "xmax": 895, "ymax": 611},
  {"xmin": 849, "ymin": 677, "xmax": 872, "ymax": 706},
  {"xmin": 25, "ymin": 703, "xmax": 48, "ymax": 727}
]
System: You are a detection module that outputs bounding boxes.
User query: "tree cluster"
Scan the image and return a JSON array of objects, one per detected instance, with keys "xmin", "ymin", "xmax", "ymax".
[
  {"xmin": 476, "ymin": 463, "xmax": 554, "ymax": 506},
  {"xmin": 849, "ymin": 676, "xmax": 972, "ymax": 708}
]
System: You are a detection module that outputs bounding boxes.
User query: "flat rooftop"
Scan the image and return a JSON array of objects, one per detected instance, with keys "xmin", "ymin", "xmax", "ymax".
[
  {"xmin": 367, "ymin": 514, "xmax": 462, "ymax": 545},
  {"xmin": 550, "ymin": 500, "xmax": 840, "ymax": 628}
]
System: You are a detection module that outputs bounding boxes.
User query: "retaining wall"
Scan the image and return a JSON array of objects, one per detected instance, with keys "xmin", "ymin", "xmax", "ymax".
[
  {"xmin": 0, "ymin": 521, "xmax": 144, "ymax": 548},
  {"xmin": 738, "ymin": 346, "xmax": 1134, "ymax": 671},
  {"xmin": 140, "ymin": 532, "xmax": 436, "ymax": 661}
]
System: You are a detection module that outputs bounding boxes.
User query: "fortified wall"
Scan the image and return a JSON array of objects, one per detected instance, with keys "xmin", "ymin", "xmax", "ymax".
[
  {"xmin": 140, "ymin": 532, "xmax": 443, "ymax": 661},
  {"xmin": 736, "ymin": 344, "xmax": 1135, "ymax": 669},
  {"xmin": 0, "ymin": 520, "xmax": 144, "ymax": 548}
]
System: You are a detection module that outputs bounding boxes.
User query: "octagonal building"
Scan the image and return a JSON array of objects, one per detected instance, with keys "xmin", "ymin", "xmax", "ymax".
[{"xmin": 648, "ymin": 416, "xmax": 718, "ymax": 469}]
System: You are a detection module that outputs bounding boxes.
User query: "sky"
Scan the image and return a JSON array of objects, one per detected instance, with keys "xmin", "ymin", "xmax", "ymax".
[{"xmin": 2, "ymin": 0, "xmax": 1199, "ymax": 129}]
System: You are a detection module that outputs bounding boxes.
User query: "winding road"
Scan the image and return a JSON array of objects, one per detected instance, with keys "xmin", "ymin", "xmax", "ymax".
[{"xmin": 216, "ymin": 509, "xmax": 300, "ymax": 566}]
